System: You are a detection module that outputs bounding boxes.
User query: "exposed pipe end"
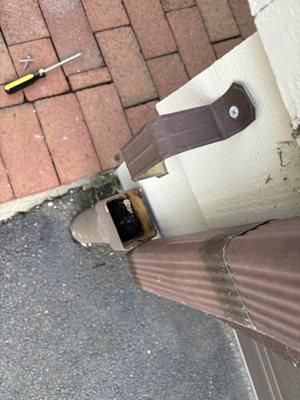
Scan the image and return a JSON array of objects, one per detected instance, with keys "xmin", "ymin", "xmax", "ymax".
[{"xmin": 70, "ymin": 207, "xmax": 104, "ymax": 245}]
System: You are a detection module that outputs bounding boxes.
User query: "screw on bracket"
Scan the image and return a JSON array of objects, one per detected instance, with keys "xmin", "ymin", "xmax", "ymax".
[{"xmin": 229, "ymin": 105, "xmax": 239, "ymax": 119}]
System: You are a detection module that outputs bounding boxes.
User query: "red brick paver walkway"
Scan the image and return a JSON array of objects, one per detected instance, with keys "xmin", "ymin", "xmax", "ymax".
[{"xmin": 0, "ymin": 0, "xmax": 255, "ymax": 203}]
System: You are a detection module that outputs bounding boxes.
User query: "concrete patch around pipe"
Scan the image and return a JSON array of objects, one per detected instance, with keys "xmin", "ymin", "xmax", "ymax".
[{"xmin": 0, "ymin": 172, "xmax": 118, "ymax": 223}]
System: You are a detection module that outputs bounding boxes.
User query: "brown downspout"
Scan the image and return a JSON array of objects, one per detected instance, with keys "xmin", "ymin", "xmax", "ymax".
[{"xmin": 128, "ymin": 218, "xmax": 300, "ymax": 365}]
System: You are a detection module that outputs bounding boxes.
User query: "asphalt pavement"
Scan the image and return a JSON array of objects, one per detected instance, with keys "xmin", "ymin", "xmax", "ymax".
[{"xmin": 0, "ymin": 186, "xmax": 254, "ymax": 400}]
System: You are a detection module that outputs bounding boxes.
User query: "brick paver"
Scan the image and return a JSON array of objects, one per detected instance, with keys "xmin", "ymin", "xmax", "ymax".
[
  {"xmin": 96, "ymin": 27, "xmax": 157, "ymax": 107},
  {"xmin": 35, "ymin": 94, "xmax": 100, "ymax": 184},
  {"xmin": 9, "ymin": 38, "xmax": 69, "ymax": 102},
  {"xmin": 0, "ymin": 0, "xmax": 49, "ymax": 45},
  {"xmin": 0, "ymin": 87, "xmax": 24, "ymax": 109},
  {"xmin": 167, "ymin": 7, "xmax": 216, "ymax": 78},
  {"xmin": 82, "ymin": 0, "xmax": 129, "ymax": 31},
  {"xmin": 39, "ymin": 0, "xmax": 103, "ymax": 76},
  {"xmin": 124, "ymin": 0, "xmax": 176, "ymax": 59},
  {"xmin": 0, "ymin": 0, "xmax": 255, "ymax": 204},
  {"xmin": 161, "ymin": 0, "xmax": 195, "ymax": 11},
  {"xmin": 0, "ymin": 32, "xmax": 24, "ymax": 109},
  {"xmin": 148, "ymin": 53, "xmax": 189, "ymax": 99},
  {"xmin": 0, "ymin": 104, "xmax": 59, "ymax": 198},
  {"xmin": 77, "ymin": 85, "xmax": 132, "ymax": 170},
  {"xmin": 69, "ymin": 68, "xmax": 111, "ymax": 91},
  {"xmin": 213, "ymin": 37, "xmax": 243, "ymax": 58},
  {"xmin": 196, "ymin": 0, "xmax": 239, "ymax": 42},
  {"xmin": 0, "ymin": 33, "xmax": 16, "ymax": 84},
  {"xmin": 0, "ymin": 158, "xmax": 14, "ymax": 204},
  {"xmin": 126, "ymin": 101, "xmax": 158, "ymax": 135},
  {"xmin": 229, "ymin": 0, "xmax": 256, "ymax": 39}
]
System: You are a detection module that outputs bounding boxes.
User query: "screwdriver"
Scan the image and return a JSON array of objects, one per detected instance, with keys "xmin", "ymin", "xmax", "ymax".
[{"xmin": 4, "ymin": 52, "xmax": 82, "ymax": 94}]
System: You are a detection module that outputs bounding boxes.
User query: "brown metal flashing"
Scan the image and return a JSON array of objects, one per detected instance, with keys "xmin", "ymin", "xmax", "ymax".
[
  {"xmin": 128, "ymin": 218, "xmax": 300, "ymax": 365},
  {"xmin": 122, "ymin": 83, "xmax": 255, "ymax": 181}
]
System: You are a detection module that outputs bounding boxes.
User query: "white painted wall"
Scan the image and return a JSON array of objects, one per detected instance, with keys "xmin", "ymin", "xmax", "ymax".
[
  {"xmin": 248, "ymin": 0, "xmax": 300, "ymax": 134},
  {"xmin": 248, "ymin": 0, "xmax": 271, "ymax": 16},
  {"xmin": 117, "ymin": 34, "xmax": 300, "ymax": 237},
  {"xmin": 117, "ymin": 157, "xmax": 206, "ymax": 237}
]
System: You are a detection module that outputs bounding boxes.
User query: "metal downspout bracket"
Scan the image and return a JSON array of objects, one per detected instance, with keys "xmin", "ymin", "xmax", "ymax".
[{"xmin": 122, "ymin": 82, "xmax": 255, "ymax": 181}]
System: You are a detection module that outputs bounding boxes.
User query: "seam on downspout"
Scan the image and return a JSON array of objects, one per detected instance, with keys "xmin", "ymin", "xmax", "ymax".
[{"xmin": 222, "ymin": 220, "xmax": 272, "ymax": 329}]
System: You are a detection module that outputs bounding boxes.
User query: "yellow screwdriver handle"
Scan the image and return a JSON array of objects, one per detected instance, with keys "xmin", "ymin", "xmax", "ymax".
[{"xmin": 4, "ymin": 68, "xmax": 45, "ymax": 94}]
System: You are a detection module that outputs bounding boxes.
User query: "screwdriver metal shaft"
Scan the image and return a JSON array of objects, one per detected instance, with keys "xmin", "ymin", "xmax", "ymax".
[{"xmin": 44, "ymin": 52, "xmax": 82, "ymax": 73}]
